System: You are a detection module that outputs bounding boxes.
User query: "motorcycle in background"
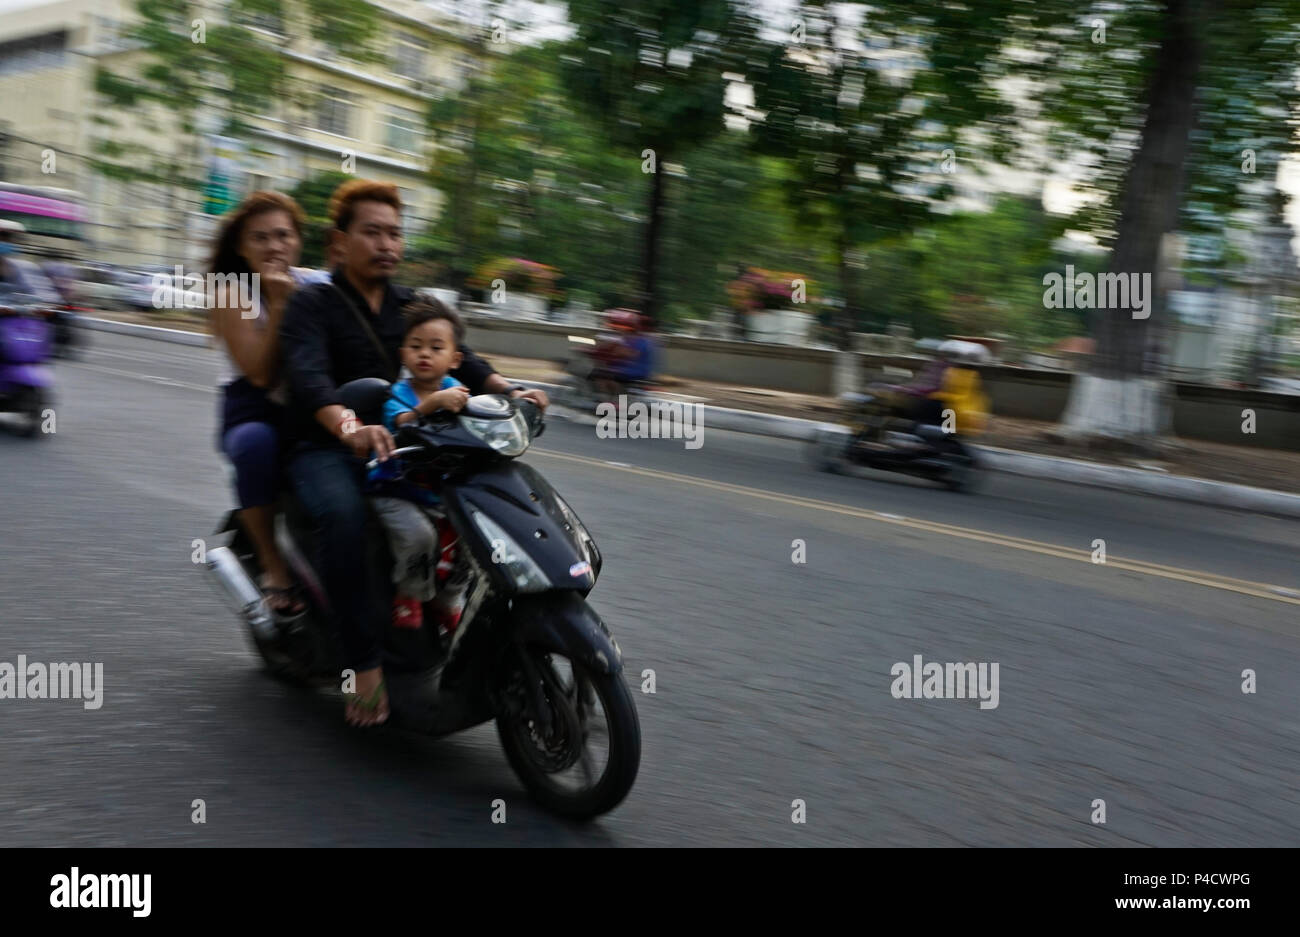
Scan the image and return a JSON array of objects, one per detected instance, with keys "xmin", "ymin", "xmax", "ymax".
[
  {"xmin": 808, "ymin": 353, "xmax": 989, "ymax": 492},
  {"xmin": 553, "ymin": 310, "xmax": 657, "ymax": 413},
  {"xmin": 0, "ymin": 288, "xmax": 55, "ymax": 438},
  {"xmin": 39, "ymin": 263, "xmax": 86, "ymax": 359}
]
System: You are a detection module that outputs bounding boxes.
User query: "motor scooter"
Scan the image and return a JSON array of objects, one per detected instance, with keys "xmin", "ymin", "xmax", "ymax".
[
  {"xmin": 0, "ymin": 288, "xmax": 55, "ymax": 438},
  {"xmin": 808, "ymin": 380, "xmax": 983, "ymax": 492},
  {"xmin": 202, "ymin": 380, "xmax": 641, "ymax": 819}
]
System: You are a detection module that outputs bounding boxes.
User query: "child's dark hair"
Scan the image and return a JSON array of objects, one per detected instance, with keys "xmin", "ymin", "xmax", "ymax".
[{"xmin": 402, "ymin": 296, "xmax": 464, "ymax": 344}]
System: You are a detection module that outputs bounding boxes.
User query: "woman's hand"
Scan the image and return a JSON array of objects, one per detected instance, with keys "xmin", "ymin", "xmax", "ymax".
[{"xmin": 261, "ymin": 265, "xmax": 296, "ymax": 314}]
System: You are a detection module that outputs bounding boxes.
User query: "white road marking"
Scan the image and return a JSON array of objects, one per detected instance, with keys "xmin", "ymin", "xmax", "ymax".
[
  {"xmin": 64, "ymin": 360, "xmax": 215, "ymax": 394},
  {"xmin": 84, "ymin": 345, "xmax": 218, "ymax": 367}
]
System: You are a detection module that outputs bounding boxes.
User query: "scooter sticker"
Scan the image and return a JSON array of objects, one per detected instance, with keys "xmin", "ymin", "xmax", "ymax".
[{"xmin": 569, "ymin": 560, "xmax": 592, "ymax": 578}]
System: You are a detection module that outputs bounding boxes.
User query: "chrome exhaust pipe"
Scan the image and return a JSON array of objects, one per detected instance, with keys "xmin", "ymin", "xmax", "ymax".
[{"xmin": 203, "ymin": 546, "xmax": 277, "ymax": 641}]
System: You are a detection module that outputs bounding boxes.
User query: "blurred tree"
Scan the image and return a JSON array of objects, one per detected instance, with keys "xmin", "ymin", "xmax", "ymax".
[
  {"xmin": 428, "ymin": 43, "xmax": 825, "ymax": 325},
  {"xmin": 658, "ymin": 133, "xmax": 834, "ymax": 323},
  {"xmin": 752, "ymin": 0, "xmax": 1300, "ymax": 440},
  {"xmin": 856, "ymin": 196, "xmax": 1088, "ymax": 346},
  {"xmin": 428, "ymin": 42, "xmax": 643, "ymax": 301},
  {"xmin": 1008, "ymin": 0, "xmax": 1300, "ymax": 443},
  {"xmin": 559, "ymin": 0, "xmax": 762, "ymax": 322},
  {"xmin": 286, "ymin": 170, "xmax": 353, "ymax": 267},
  {"xmin": 749, "ymin": 1, "xmax": 1020, "ymax": 346}
]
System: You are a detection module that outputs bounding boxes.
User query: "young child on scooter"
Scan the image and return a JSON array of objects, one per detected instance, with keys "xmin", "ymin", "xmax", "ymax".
[{"xmin": 367, "ymin": 298, "xmax": 471, "ymax": 631}]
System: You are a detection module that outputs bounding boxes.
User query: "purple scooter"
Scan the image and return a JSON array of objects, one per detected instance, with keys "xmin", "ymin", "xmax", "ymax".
[{"xmin": 0, "ymin": 289, "xmax": 55, "ymax": 438}]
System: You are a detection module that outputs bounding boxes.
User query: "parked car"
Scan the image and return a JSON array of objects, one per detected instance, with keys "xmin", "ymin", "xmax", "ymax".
[
  {"xmin": 124, "ymin": 266, "xmax": 180, "ymax": 311},
  {"xmin": 1260, "ymin": 377, "xmax": 1300, "ymax": 395},
  {"xmin": 66, "ymin": 264, "xmax": 135, "ymax": 310}
]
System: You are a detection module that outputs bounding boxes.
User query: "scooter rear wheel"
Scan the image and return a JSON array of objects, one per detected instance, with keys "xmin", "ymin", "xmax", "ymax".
[
  {"xmin": 806, "ymin": 427, "xmax": 849, "ymax": 474},
  {"xmin": 248, "ymin": 620, "xmax": 330, "ymax": 686}
]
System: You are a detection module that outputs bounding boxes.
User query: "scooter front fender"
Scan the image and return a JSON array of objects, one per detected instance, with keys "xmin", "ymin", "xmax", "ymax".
[{"xmin": 508, "ymin": 592, "xmax": 623, "ymax": 677}]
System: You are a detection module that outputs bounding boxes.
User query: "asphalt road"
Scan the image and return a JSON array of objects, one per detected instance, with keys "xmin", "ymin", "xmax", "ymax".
[{"xmin": 0, "ymin": 328, "xmax": 1297, "ymax": 846}]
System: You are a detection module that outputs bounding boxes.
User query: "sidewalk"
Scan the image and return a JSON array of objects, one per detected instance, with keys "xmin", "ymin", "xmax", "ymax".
[{"xmin": 75, "ymin": 311, "xmax": 1300, "ymax": 509}]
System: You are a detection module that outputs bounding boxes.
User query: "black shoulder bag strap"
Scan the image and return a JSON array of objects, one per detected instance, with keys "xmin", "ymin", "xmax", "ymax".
[{"xmin": 332, "ymin": 284, "xmax": 398, "ymax": 383}]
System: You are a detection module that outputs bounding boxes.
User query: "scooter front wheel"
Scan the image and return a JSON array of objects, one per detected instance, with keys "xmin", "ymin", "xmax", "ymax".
[
  {"xmin": 497, "ymin": 646, "xmax": 641, "ymax": 820},
  {"xmin": 14, "ymin": 387, "xmax": 46, "ymax": 438},
  {"xmin": 942, "ymin": 451, "xmax": 982, "ymax": 493}
]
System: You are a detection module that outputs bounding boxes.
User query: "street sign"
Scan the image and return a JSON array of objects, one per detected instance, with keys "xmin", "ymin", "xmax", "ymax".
[{"xmin": 202, "ymin": 136, "xmax": 247, "ymax": 216}]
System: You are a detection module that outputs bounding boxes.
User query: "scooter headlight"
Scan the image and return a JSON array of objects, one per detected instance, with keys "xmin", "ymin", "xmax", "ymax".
[
  {"xmin": 554, "ymin": 494, "xmax": 600, "ymax": 573},
  {"xmin": 469, "ymin": 510, "xmax": 552, "ymax": 592},
  {"xmin": 461, "ymin": 409, "xmax": 531, "ymax": 457}
]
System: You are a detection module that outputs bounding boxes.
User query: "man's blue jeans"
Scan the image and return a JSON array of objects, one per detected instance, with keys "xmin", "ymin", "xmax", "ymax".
[{"xmin": 287, "ymin": 445, "xmax": 384, "ymax": 673}]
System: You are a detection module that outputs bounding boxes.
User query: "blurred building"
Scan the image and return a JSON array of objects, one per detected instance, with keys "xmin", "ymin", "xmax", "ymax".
[
  {"xmin": 0, "ymin": 0, "xmax": 475, "ymax": 270},
  {"xmin": 1165, "ymin": 223, "xmax": 1299, "ymax": 384}
]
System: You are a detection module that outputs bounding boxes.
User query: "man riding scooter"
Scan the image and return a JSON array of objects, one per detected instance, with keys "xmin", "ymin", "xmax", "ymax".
[
  {"xmin": 875, "ymin": 341, "xmax": 989, "ymax": 438},
  {"xmin": 0, "ymin": 221, "xmax": 58, "ymax": 437},
  {"xmin": 0, "ymin": 221, "xmax": 61, "ymax": 304},
  {"xmin": 279, "ymin": 179, "xmax": 548, "ymax": 728},
  {"xmin": 588, "ymin": 309, "xmax": 656, "ymax": 399}
]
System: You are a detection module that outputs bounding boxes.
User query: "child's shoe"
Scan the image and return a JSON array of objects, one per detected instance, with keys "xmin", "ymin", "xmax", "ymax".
[
  {"xmin": 392, "ymin": 594, "xmax": 424, "ymax": 630},
  {"xmin": 434, "ymin": 517, "xmax": 459, "ymax": 585},
  {"xmin": 436, "ymin": 604, "xmax": 463, "ymax": 634}
]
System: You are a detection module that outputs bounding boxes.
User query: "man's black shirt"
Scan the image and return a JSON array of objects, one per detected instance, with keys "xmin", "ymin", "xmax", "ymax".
[{"xmin": 280, "ymin": 267, "xmax": 496, "ymax": 450}]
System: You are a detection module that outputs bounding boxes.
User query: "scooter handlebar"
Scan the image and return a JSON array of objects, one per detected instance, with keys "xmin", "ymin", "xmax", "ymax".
[{"xmin": 365, "ymin": 445, "xmax": 425, "ymax": 471}]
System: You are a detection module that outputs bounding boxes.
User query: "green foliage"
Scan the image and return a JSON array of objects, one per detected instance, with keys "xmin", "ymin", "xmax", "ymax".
[
  {"xmin": 82, "ymin": 0, "xmax": 1300, "ymax": 360},
  {"xmin": 558, "ymin": 0, "xmax": 763, "ymax": 314},
  {"xmin": 285, "ymin": 169, "xmax": 353, "ymax": 267},
  {"xmin": 658, "ymin": 138, "xmax": 831, "ymax": 317},
  {"xmin": 428, "ymin": 42, "xmax": 644, "ymax": 298},
  {"xmin": 855, "ymin": 196, "xmax": 1091, "ymax": 345},
  {"xmin": 1009, "ymin": 0, "xmax": 1300, "ymax": 266},
  {"xmin": 559, "ymin": 0, "xmax": 759, "ymax": 157},
  {"xmin": 745, "ymin": 0, "xmax": 1025, "ymax": 339}
]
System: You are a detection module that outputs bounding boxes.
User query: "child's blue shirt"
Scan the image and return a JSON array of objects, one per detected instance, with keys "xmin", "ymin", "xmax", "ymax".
[{"xmin": 366, "ymin": 376, "xmax": 461, "ymax": 506}]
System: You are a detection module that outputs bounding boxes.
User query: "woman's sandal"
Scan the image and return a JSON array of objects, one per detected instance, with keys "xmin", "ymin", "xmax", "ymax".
[
  {"xmin": 343, "ymin": 680, "xmax": 389, "ymax": 727},
  {"xmin": 262, "ymin": 582, "xmax": 307, "ymax": 620}
]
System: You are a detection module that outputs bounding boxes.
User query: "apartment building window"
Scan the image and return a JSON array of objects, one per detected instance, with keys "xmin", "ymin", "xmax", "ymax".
[
  {"xmin": 92, "ymin": 17, "xmax": 132, "ymax": 54},
  {"xmin": 382, "ymin": 107, "xmax": 424, "ymax": 153},
  {"xmin": 0, "ymin": 31, "xmax": 68, "ymax": 76},
  {"xmin": 452, "ymin": 52, "xmax": 477, "ymax": 88},
  {"xmin": 314, "ymin": 88, "xmax": 352, "ymax": 137},
  {"xmin": 398, "ymin": 187, "xmax": 426, "ymax": 234},
  {"xmin": 240, "ymin": 8, "xmax": 285, "ymax": 36},
  {"xmin": 393, "ymin": 32, "xmax": 428, "ymax": 80}
]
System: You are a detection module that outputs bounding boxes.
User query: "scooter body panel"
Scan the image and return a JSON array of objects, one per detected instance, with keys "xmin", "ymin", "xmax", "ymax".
[
  {"xmin": 0, "ymin": 315, "xmax": 53, "ymax": 365},
  {"xmin": 439, "ymin": 460, "xmax": 599, "ymax": 596},
  {"xmin": 0, "ymin": 362, "xmax": 53, "ymax": 396}
]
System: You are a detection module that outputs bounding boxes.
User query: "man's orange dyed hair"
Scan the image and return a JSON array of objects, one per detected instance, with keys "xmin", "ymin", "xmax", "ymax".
[{"xmin": 329, "ymin": 179, "xmax": 403, "ymax": 232}]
